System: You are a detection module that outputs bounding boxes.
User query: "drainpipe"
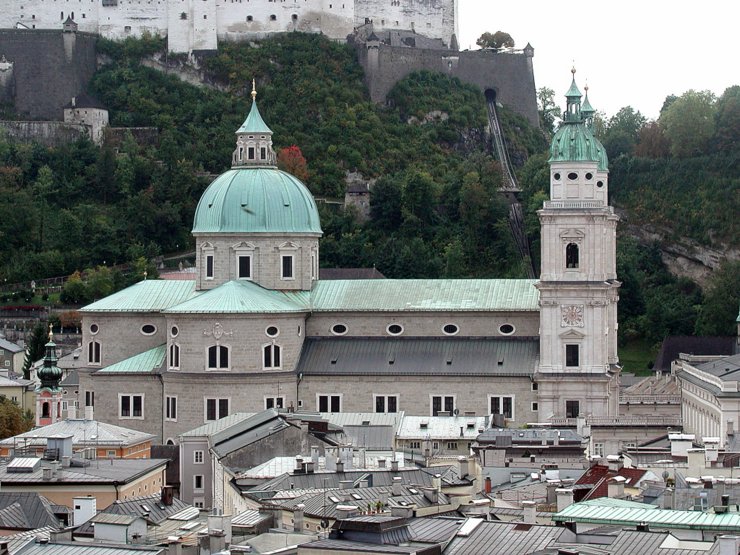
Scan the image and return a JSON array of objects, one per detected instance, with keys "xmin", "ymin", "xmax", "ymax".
[{"xmin": 157, "ymin": 374, "xmax": 165, "ymax": 443}]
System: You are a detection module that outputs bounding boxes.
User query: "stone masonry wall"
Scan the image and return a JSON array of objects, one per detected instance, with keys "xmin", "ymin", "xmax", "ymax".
[{"xmin": 0, "ymin": 120, "xmax": 90, "ymax": 146}]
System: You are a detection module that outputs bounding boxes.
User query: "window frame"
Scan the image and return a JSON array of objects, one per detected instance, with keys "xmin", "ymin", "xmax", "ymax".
[
  {"xmin": 565, "ymin": 344, "xmax": 580, "ymax": 368},
  {"xmin": 262, "ymin": 343, "xmax": 282, "ymax": 370},
  {"xmin": 193, "ymin": 450, "xmax": 204, "ymax": 464},
  {"xmin": 119, "ymin": 394, "xmax": 145, "ymax": 420},
  {"xmin": 88, "ymin": 341, "xmax": 101, "ymax": 365},
  {"xmin": 317, "ymin": 394, "xmax": 342, "ymax": 413},
  {"xmin": 566, "ymin": 400, "xmax": 580, "ymax": 418},
  {"xmin": 374, "ymin": 394, "xmax": 399, "ymax": 414},
  {"xmin": 489, "ymin": 395, "xmax": 515, "ymax": 420},
  {"xmin": 193, "ymin": 474, "xmax": 204, "ymax": 492},
  {"xmin": 566, "ymin": 242, "xmax": 580, "ymax": 269},
  {"xmin": 237, "ymin": 254, "xmax": 252, "ymax": 280},
  {"xmin": 430, "ymin": 395, "xmax": 455, "ymax": 417},
  {"xmin": 169, "ymin": 343, "xmax": 180, "ymax": 370},
  {"xmin": 206, "ymin": 344, "xmax": 230, "ymax": 371},
  {"xmin": 204, "ymin": 397, "xmax": 230, "ymax": 422},
  {"xmin": 265, "ymin": 396, "xmax": 285, "ymax": 410},
  {"xmin": 281, "ymin": 254, "xmax": 294, "ymax": 280},
  {"xmin": 165, "ymin": 396, "xmax": 177, "ymax": 422}
]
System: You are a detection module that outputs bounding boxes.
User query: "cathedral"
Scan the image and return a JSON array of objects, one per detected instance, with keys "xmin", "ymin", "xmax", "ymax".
[{"xmin": 76, "ymin": 72, "xmax": 619, "ymax": 445}]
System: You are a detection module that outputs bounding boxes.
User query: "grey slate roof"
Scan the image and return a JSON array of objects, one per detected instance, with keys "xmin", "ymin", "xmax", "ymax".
[
  {"xmin": 297, "ymin": 337, "xmax": 539, "ymax": 377},
  {"xmin": 15, "ymin": 542, "xmax": 165, "ymax": 554},
  {"xmin": 601, "ymin": 530, "xmax": 720, "ymax": 555},
  {"xmin": 0, "ymin": 458, "xmax": 167, "ymax": 485},
  {"xmin": 180, "ymin": 412, "xmax": 256, "ymax": 437},
  {"xmin": 59, "ymin": 369, "xmax": 79, "ymax": 386},
  {"xmin": 406, "ymin": 516, "xmax": 463, "ymax": 543},
  {"xmin": 696, "ymin": 353, "xmax": 740, "ymax": 381},
  {"xmin": 0, "ymin": 337, "xmax": 23, "ymax": 353},
  {"xmin": 302, "ymin": 538, "xmax": 433, "ymax": 553},
  {"xmin": 0, "ymin": 492, "xmax": 61, "ymax": 530},
  {"xmin": 0, "ymin": 418, "xmax": 154, "ymax": 449},
  {"xmin": 444, "ymin": 520, "xmax": 564, "ymax": 555},
  {"xmin": 655, "ymin": 336, "xmax": 737, "ymax": 372}
]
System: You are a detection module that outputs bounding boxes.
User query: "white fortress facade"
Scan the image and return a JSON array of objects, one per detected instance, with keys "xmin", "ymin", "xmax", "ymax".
[{"xmin": 1, "ymin": 0, "xmax": 458, "ymax": 53}]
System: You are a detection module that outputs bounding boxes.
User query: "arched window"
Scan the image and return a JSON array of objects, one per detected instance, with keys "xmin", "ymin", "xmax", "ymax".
[
  {"xmin": 42, "ymin": 402, "xmax": 50, "ymax": 418},
  {"xmin": 169, "ymin": 344, "xmax": 180, "ymax": 369},
  {"xmin": 88, "ymin": 341, "xmax": 101, "ymax": 364},
  {"xmin": 263, "ymin": 344, "xmax": 281, "ymax": 369},
  {"xmin": 566, "ymin": 243, "xmax": 579, "ymax": 269},
  {"xmin": 207, "ymin": 345, "xmax": 229, "ymax": 370}
]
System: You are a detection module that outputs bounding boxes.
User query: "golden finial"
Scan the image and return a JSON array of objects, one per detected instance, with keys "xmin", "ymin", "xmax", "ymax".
[
  {"xmin": 143, "ymin": 270, "xmax": 148, "ymax": 280},
  {"xmin": 48, "ymin": 322, "xmax": 53, "ymax": 342},
  {"xmin": 251, "ymin": 78, "xmax": 257, "ymax": 101},
  {"xmin": 571, "ymin": 64, "xmax": 576, "ymax": 76},
  {"xmin": 584, "ymin": 80, "xmax": 589, "ymax": 93}
]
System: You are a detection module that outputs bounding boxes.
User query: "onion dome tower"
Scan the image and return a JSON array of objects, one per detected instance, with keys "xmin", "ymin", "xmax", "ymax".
[
  {"xmin": 535, "ymin": 69, "xmax": 621, "ymax": 420},
  {"xmin": 35, "ymin": 325, "xmax": 64, "ymax": 426},
  {"xmin": 192, "ymin": 81, "xmax": 322, "ymax": 291}
]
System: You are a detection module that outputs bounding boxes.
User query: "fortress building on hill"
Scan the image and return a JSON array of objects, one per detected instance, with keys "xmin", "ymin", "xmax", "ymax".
[
  {"xmin": 0, "ymin": 0, "xmax": 458, "ymax": 53},
  {"xmin": 74, "ymin": 75, "xmax": 625, "ymax": 459}
]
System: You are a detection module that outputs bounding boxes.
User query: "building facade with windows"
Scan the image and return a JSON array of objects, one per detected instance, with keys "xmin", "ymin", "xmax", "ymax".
[{"xmin": 78, "ymin": 76, "xmax": 620, "ymax": 444}]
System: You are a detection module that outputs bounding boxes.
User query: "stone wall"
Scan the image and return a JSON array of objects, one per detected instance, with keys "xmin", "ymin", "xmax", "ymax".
[
  {"xmin": 0, "ymin": 30, "xmax": 97, "ymax": 120},
  {"xmin": 0, "ymin": 120, "xmax": 90, "ymax": 146},
  {"xmin": 358, "ymin": 43, "xmax": 539, "ymax": 127}
]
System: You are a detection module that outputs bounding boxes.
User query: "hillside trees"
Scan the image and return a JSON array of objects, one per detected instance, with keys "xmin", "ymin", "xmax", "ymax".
[{"xmin": 660, "ymin": 90, "xmax": 717, "ymax": 157}]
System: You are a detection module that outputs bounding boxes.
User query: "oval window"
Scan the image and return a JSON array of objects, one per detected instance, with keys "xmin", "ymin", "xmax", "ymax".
[
  {"xmin": 331, "ymin": 324, "xmax": 348, "ymax": 336},
  {"xmin": 567, "ymin": 172, "xmax": 578, "ymax": 180},
  {"xmin": 387, "ymin": 324, "xmax": 404, "ymax": 336},
  {"xmin": 141, "ymin": 324, "xmax": 156, "ymax": 335},
  {"xmin": 585, "ymin": 172, "xmax": 593, "ymax": 180},
  {"xmin": 442, "ymin": 323, "xmax": 459, "ymax": 335},
  {"xmin": 499, "ymin": 324, "xmax": 515, "ymax": 335},
  {"xmin": 266, "ymin": 326, "xmax": 279, "ymax": 337},
  {"xmin": 90, "ymin": 324, "xmax": 99, "ymax": 335},
  {"xmin": 171, "ymin": 326, "xmax": 179, "ymax": 338},
  {"xmin": 596, "ymin": 181, "xmax": 604, "ymax": 188},
  {"xmin": 553, "ymin": 172, "xmax": 561, "ymax": 180}
]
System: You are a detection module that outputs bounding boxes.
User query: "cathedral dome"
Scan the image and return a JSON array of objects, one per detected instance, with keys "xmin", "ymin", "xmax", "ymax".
[
  {"xmin": 192, "ymin": 168, "xmax": 322, "ymax": 234},
  {"xmin": 192, "ymin": 85, "xmax": 322, "ymax": 235}
]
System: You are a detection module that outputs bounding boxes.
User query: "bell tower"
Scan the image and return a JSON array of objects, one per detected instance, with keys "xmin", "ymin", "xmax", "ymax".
[
  {"xmin": 35, "ymin": 325, "xmax": 64, "ymax": 426},
  {"xmin": 536, "ymin": 70, "xmax": 620, "ymax": 420}
]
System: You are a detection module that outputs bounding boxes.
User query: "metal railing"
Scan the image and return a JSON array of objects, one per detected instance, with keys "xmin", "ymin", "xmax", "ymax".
[
  {"xmin": 543, "ymin": 200, "xmax": 605, "ymax": 210},
  {"xmin": 620, "ymin": 394, "xmax": 682, "ymax": 404},
  {"xmin": 550, "ymin": 415, "xmax": 683, "ymax": 427}
]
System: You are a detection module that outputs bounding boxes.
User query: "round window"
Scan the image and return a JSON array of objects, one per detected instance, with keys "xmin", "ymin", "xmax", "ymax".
[
  {"xmin": 387, "ymin": 324, "xmax": 404, "ymax": 336},
  {"xmin": 553, "ymin": 172, "xmax": 561, "ymax": 180},
  {"xmin": 567, "ymin": 172, "xmax": 578, "ymax": 180},
  {"xmin": 331, "ymin": 323, "xmax": 348, "ymax": 336},
  {"xmin": 596, "ymin": 181, "xmax": 604, "ymax": 188},
  {"xmin": 585, "ymin": 172, "xmax": 593, "ymax": 180},
  {"xmin": 90, "ymin": 324, "xmax": 99, "ymax": 335},
  {"xmin": 171, "ymin": 326, "xmax": 179, "ymax": 338},
  {"xmin": 499, "ymin": 323, "xmax": 515, "ymax": 335},
  {"xmin": 442, "ymin": 323, "xmax": 459, "ymax": 335},
  {"xmin": 141, "ymin": 324, "xmax": 157, "ymax": 335},
  {"xmin": 266, "ymin": 326, "xmax": 279, "ymax": 337}
]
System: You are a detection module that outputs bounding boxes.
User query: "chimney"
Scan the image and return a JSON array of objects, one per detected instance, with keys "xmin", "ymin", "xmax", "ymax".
[
  {"xmin": 336, "ymin": 460, "xmax": 344, "ymax": 473},
  {"xmin": 67, "ymin": 406, "xmax": 77, "ymax": 420},
  {"xmin": 377, "ymin": 458, "xmax": 386, "ymax": 469},
  {"xmin": 167, "ymin": 540, "xmax": 182, "ymax": 555},
  {"xmin": 161, "ymin": 485, "xmax": 174, "ymax": 506},
  {"xmin": 663, "ymin": 487, "xmax": 674, "ymax": 510},
  {"xmin": 432, "ymin": 474, "xmax": 442, "ymax": 492},
  {"xmin": 305, "ymin": 461, "xmax": 314, "ymax": 474},
  {"xmin": 359, "ymin": 448, "xmax": 367, "ymax": 469},
  {"xmin": 42, "ymin": 467, "xmax": 52, "ymax": 481},
  {"xmin": 293, "ymin": 504, "xmax": 304, "ymax": 532},
  {"xmin": 422, "ymin": 487, "xmax": 438, "ymax": 505},
  {"xmin": 522, "ymin": 500, "xmax": 536, "ymax": 525},
  {"xmin": 209, "ymin": 530, "xmax": 226, "ymax": 554},
  {"xmin": 61, "ymin": 456, "xmax": 71, "ymax": 468},
  {"xmin": 295, "ymin": 456, "xmax": 304, "ymax": 472},
  {"xmin": 607, "ymin": 476, "xmax": 626, "ymax": 498},
  {"xmin": 606, "ymin": 455, "xmax": 623, "ymax": 472},
  {"xmin": 556, "ymin": 488, "xmax": 574, "ymax": 512},
  {"xmin": 73, "ymin": 496, "xmax": 96, "ymax": 526},
  {"xmin": 84, "ymin": 406, "xmax": 93, "ymax": 420},
  {"xmin": 719, "ymin": 535, "xmax": 740, "ymax": 555},
  {"xmin": 336, "ymin": 505, "xmax": 358, "ymax": 520},
  {"xmin": 485, "ymin": 477, "xmax": 492, "ymax": 494},
  {"xmin": 326, "ymin": 448, "xmax": 337, "ymax": 471},
  {"xmin": 311, "ymin": 445, "xmax": 319, "ymax": 465},
  {"xmin": 339, "ymin": 480, "xmax": 353, "ymax": 490},
  {"xmin": 390, "ymin": 505, "xmax": 415, "ymax": 519},
  {"xmin": 458, "ymin": 456, "xmax": 469, "ymax": 478},
  {"xmin": 71, "ymin": 96, "xmax": 76, "ymax": 107},
  {"xmin": 391, "ymin": 459, "xmax": 399, "ymax": 472},
  {"xmin": 546, "ymin": 482, "xmax": 559, "ymax": 504},
  {"xmin": 359, "ymin": 479, "xmax": 369, "ymax": 488},
  {"xmin": 729, "ymin": 421, "xmax": 736, "ymax": 436},
  {"xmin": 392, "ymin": 476, "xmax": 403, "ymax": 496}
]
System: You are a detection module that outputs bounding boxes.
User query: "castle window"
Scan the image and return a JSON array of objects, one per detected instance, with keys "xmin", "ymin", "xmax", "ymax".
[
  {"xmin": 597, "ymin": 180, "xmax": 604, "ymax": 188},
  {"xmin": 266, "ymin": 326, "xmax": 279, "ymax": 337},
  {"xmin": 585, "ymin": 172, "xmax": 593, "ymax": 180},
  {"xmin": 566, "ymin": 243, "xmax": 579, "ymax": 268},
  {"xmin": 331, "ymin": 323, "xmax": 348, "ymax": 336},
  {"xmin": 171, "ymin": 326, "xmax": 179, "ymax": 338},
  {"xmin": 567, "ymin": 172, "xmax": 578, "ymax": 180},
  {"xmin": 260, "ymin": 146, "xmax": 266, "ymax": 159},
  {"xmin": 42, "ymin": 402, "xmax": 50, "ymax": 419},
  {"xmin": 207, "ymin": 345, "xmax": 229, "ymax": 370},
  {"xmin": 203, "ymin": 14, "xmax": 207, "ymax": 19},
  {"xmin": 565, "ymin": 344, "xmax": 579, "ymax": 367},
  {"xmin": 318, "ymin": 394, "xmax": 341, "ymax": 413},
  {"xmin": 180, "ymin": 11, "xmax": 186, "ymax": 19},
  {"xmin": 90, "ymin": 323, "xmax": 99, "ymax": 335},
  {"xmin": 270, "ymin": 14, "xmax": 276, "ymax": 20},
  {"xmin": 431, "ymin": 395, "xmax": 454, "ymax": 416},
  {"xmin": 553, "ymin": 172, "xmax": 561, "ymax": 180},
  {"xmin": 281, "ymin": 255, "xmax": 294, "ymax": 279},
  {"xmin": 141, "ymin": 324, "xmax": 156, "ymax": 335},
  {"xmin": 386, "ymin": 324, "xmax": 403, "ymax": 336},
  {"xmin": 124, "ymin": 26, "xmax": 131, "ymax": 33},
  {"xmin": 499, "ymin": 323, "xmax": 515, "ymax": 335},
  {"xmin": 263, "ymin": 344, "xmax": 281, "ymax": 369},
  {"xmin": 165, "ymin": 396, "xmax": 177, "ymax": 421},
  {"xmin": 205, "ymin": 398, "xmax": 229, "ymax": 421},
  {"xmin": 247, "ymin": 15, "xmax": 253, "ymax": 22},
  {"xmin": 292, "ymin": 13, "xmax": 297, "ymax": 20},
  {"xmin": 169, "ymin": 343, "xmax": 180, "ymax": 369},
  {"xmin": 442, "ymin": 323, "xmax": 459, "ymax": 336},
  {"xmin": 88, "ymin": 341, "xmax": 101, "ymax": 365},
  {"xmin": 375, "ymin": 394, "xmax": 398, "ymax": 414}
]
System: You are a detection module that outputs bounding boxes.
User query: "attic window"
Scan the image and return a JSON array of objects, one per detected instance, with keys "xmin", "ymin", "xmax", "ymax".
[
  {"xmin": 266, "ymin": 326, "xmax": 279, "ymax": 338},
  {"xmin": 585, "ymin": 172, "xmax": 593, "ymax": 180},
  {"xmin": 351, "ymin": 493, "xmax": 361, "ymax": 500},
  {"xmin": 597, "ymin": 181, "xmax": 604, "ymax": 188},
  {"xmin": 331, "ymin": 323, "xmax": 348, "ymax": 336},
  {"xmin": 328, "ymin": 496, "xmax": 340, "ymax": 503},
  {"xmin": 141, "ymin": 324, "xmax": 156, "ymax": 336},
  {"xmin": 246, "ymin": 15, "xmax": 252, "ymax": 21},
  {"xmin": 270, "ymin": 14, "xmax": 276, "ymax": 20},
  {"xmin": 90, "ymin": 324, "xmax": 99, "ymax": 335},
  {"xmin": 499, "ymin": 324, "xmax": 515, "ymax": 335},
  {"xmin": 567, "ymin": 172, "xmax": 578, "ymax": 180},
  {"xmin": 386, "ymin": 324, "xmax": 403, "ymax": 336},
  {"xmin": 553, "ymin": 173, "xmax": 561, "ymax": 180},
  {"xmin": 442, "ymin": 323, "xmax": 459, "ymax": 336},
  {"xmin": 420, "ymin": 422, "xmax": 428, "ymax": 429}
]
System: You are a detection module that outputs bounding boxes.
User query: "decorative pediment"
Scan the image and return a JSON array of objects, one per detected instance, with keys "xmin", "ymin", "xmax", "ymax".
[
  {"xmin": 232, "ymin": 241, "xmax": 256, "ymax": 251},
  {"xmin": 278, "ymin": 241, "xmax": 299, "ymax": 250},
  {"xmin": 200, "ymin": 241, "xmax": 214, "ymax": 250},
  {"xmin": 559, "ymin": 229, "xmax": 585, "ymax": 243},
  {"xmin": 559, "ymin": 329, "xmax": 586, "ymax": 340}
]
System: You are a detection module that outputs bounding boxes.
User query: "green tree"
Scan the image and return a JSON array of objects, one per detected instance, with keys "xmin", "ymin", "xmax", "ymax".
[
  {"xmin": 714, "ymin": 85, "xmax": 740, "ymax": 152},
  {"xmin": 27, "ymin": 322, "xmax": 47, "ymax": 364},
  {"xmin": 695, "ymin": 260, "xmax": 740, "ymax": 336},
  {"xmin": 635, "ymin": 121, "xmax": 670, "ymax": 158},
  {"xmin": 0, "ymin": 396, "xmax": 34, "ymax": 440},
  {"xmin": 600, "ymin": 106, "xmax": 646, "ymax": 159},
  {"xmin": 660, "ymin": 90, "xmax": 717, "ymax": 157},
  {"xmin": 60, "ymin": 271, "xmax": 90, "ymax": 305},
  {"xmin": 537, "ymin": 87, "xmax": 559, "ymax": 135},
  {"xmin": 476, "ymin": 31, "xmax": 515, "ymax": 50}
]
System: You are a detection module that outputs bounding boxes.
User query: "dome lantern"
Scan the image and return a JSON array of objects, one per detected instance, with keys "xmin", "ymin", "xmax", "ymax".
[
  {"xmin": 232, "ymin": 79, "xmax": 277, "ymax": 168},
  {"xmin": 37, "ymin": 324, "xmax": 63, "ymax": 391}
]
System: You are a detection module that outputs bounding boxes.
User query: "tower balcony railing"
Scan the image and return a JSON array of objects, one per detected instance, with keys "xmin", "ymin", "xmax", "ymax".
[
  {"xmin": 543, "ymin": 200, "xmax": 605, "ymax": 210},
  {"xmin": 620, "ymin": 394, "xmax": 682, "ymax": 405},
  {"xmin": 549, "ymin": 415, "xmax": 683, "ymax": 427}
]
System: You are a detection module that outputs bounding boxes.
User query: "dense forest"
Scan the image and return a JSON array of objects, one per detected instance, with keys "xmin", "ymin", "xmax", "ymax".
[{"xmin": 0, "ymin": 33, "xmax": 737, "ymax": 367}]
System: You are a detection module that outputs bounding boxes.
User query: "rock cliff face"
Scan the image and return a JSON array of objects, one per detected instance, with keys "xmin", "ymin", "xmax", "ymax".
[{"xmin": 620, "ymin": 210, "xmax": 739, "ymax": 286}]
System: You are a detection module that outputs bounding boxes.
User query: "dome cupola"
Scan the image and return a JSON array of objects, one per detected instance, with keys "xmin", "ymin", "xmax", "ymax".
[
  {"xmin": 37, "ymin": 325, "xmax": 63, "ymax": 391},
  {"xmin": 232, "ymin": 80, "xmax": 277, "ymax": 168}
]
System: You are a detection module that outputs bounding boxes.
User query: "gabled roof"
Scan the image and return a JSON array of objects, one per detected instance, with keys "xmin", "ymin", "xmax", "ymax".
[
  {"xmin": 0, "ymin": 336, "xmax": 23, "ymax": 353},
  {"xmin": 0, "ymin": 492, "xmax": 61, "ymax": 530},
  {"xmin": 297, "ymin": 337, "xmax": 539, "ymax": 377},
  {"xmin": 95, "ymin": 344, "xmax": 165, "ymax": 375},
  {"xmin": 0, "ymin": 417, "xmax": 154, "ymax": 448},
  {"xmin": 81, "ymin": 280, "xmax": 197, "ymax": 313},
  {"xmin": 574, "ymin": 464, "xmax": 649, "ymax": 501},
  {"xmin": 164, "ymin": 280, "xmax": 305, "ymax": 314}
]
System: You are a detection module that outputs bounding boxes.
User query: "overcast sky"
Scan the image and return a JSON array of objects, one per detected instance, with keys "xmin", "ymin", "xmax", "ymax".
[{"xmin": 457, "ymin": 1, "xmax": 739, "ymax": 120}]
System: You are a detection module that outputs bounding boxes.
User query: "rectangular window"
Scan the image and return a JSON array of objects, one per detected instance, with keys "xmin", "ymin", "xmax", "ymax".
[
  {"xmin": 318, "ymin": 394, "xmax": 341, "ymax": 413},
  {"xmin": 238, "ymin": 255, "xmax": 251, "ymax": 279},
  {"xmin": 166, "ymin": 396, "xmax": 177, "ymax": 421},
  {"xmin": 194, "ymin": 475, "xmax": 204, "ymax": 491},
  {"xmin": 490, "ymin": 396, "xmax": 514, "ymax": 419},
  {"xmin": 593, "ymin": 443, "xmax": 604, "ymax": 457},
  {"xmin": 88, "ymin": 341, "xmax": 101, "ymax": 364},
  {"xmin": 431, "ymin": 395, "xmax": 454, "ymax": 416},
  {"xmin": 374, "ymin": 395, "xmax": 398, "ymax": 413},
  {"xmin": 248, "ymin": 146, "xmax": 255, "ymax": 159},
  {"xmin": 205, "ymin": 398, "xmax": 229, "ymax": 421},
  {"xmin": 409, "ymin": 441, "xmax": 421, "ymax": 450},
  {"xmin": 531, "ymin": 402, "xmax": 539, "ymax": 412},
  {"xmin": 566, "ymin": 400, "xmax": 580, "ymax": 418},
  {"xmin": 85, "ymin": 391, "xmax": 94, "ymax": 407},
  {"xmin": 120, "ymin": 394, "xmax": 144, "ymax": 419},
  {"xmin": 194, "ymin": 450, "xmax": 204, "ymax": 464},
  {"xmin": 265, "ymin": 397, "xmax": 285, "ymax": 410},
  {"xmin": 281, "ymin": 255, "xmax": 294, "ymax": 279},
  {"xmin": 260, "ymin": 146, "xmax": 266, "ymax": 159},
  {"xmin": 206, "ymin": 254, "xmax": 214, "ymax": 279},
  {"xmin": 447, "ymin": 442, "xmax": 458, "ymax": 450},
  {"xmin": 566, "ymin": 344, "xmax": 579, "ymax": 367}
]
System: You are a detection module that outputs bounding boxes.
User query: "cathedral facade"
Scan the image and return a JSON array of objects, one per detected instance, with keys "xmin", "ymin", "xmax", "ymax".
[{"xmin": 78, "ymin": 74, "xmax": 619, "ymax": 444}]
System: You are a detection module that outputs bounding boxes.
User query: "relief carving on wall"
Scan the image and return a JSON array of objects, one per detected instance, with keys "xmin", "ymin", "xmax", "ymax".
[
  {"xmin": 203, "ymin": 322, "xmax": 234, "ymax": 340},
  {"xmin": 561, "ymin": 304, "xmax": 585, "ymax": 327}
]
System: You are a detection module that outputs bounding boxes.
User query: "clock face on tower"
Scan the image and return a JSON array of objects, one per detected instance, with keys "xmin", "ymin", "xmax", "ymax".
[{"xmin": 561, "ymin": 304, "xmax": 585, "ymax": 327}]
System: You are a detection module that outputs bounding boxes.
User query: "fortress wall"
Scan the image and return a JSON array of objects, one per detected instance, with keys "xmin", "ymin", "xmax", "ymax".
[
  {"xmin": 360, "ymin": 44, "xmax": 539, "ymax": 127},
  {"xmin": 0, "ymin": 0, "xmax": 100, "ymax": 34},
  {"xmin": 0, "ymin": 30, "xmax": 98, "ymax": 120},
  {"xmin": 0, "ymin": 120, "xmax": 90, "ymax": 146},
  {"xmin": 355, "ymin": 0, "xmax": 456, "ymax": 47}
]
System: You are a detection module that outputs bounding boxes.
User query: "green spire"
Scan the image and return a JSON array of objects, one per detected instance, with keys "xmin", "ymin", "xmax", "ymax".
[
  {"xmin": 565, "ymin": 67, "xmax": 582, "ymax": 98},
  {"xmin": 581, "ymin": 86, "xmax": 594, "ymax": 116},
  {"xmin": 37, "ymin": 324, "xmax": 62, "ymax": 391},
  {"xmin": 236, "ymin": 79, "xmax": 272, "ymax": 134},
  {"xmin": 563, "ymin": 67, "xmax": 583, "ymax": 123}
]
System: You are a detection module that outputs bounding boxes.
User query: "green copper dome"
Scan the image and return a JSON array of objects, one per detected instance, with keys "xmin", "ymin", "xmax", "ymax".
[
  {"xmin": 192, "ymin": 168, "xmax": 322, "ymax": 234},
  {"xmin": 37, "ymin": 337, "xmax": 62, "ymax": 391}
]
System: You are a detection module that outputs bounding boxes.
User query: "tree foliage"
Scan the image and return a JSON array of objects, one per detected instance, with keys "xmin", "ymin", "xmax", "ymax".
[
  {"xmin": 0, "ymin": 397, "xmax": 34, "ymax": 440},
  {"xmin": 659, "ymin": 90, "xmax": 717, "ymax": 157},
  {"xmin": 476, "ymin": 31, "xmax": 515, "ymax": 50},
  {"xmin": 277, "ymin": 146, "xmax": 309, "ymax": 182}
]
